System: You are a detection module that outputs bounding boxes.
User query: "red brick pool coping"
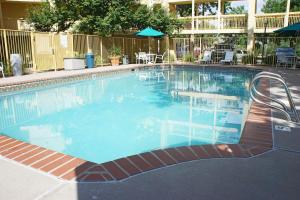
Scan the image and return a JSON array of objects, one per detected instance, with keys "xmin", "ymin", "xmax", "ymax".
[{"xmin": 0, "ymin": 79, "xmax": 273, "ymax": 182}]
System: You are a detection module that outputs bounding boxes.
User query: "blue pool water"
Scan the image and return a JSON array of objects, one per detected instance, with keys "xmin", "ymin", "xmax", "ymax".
[{"xmin": 0, "ymin": 67, "xmax": 256, "ymax": 163}]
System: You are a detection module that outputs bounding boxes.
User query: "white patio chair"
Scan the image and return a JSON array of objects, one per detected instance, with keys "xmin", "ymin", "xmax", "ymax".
[
  {"xmin": 135, "ymin": 52, "xmax": 143, "ymax": 64},
  {"xmin": 137, "ymin": 52, "xmax": 148, "ymax": 64},
  {"xmin": 220, "ymin": 51, "xmax": 234, "ymax": 65},
  {"xmin": 199, "ymin": 50, "xmax": 212, "ymax": 64},
  {"xmin": 141, "ymin": 52, "xmax": 149, "ymax": 64},
  {"xmin": 155, "ymin": 52, "xmax": 166, "ymax": 63},
  {"xmin": 135, "ymin": 52, "xmax": 148, "ymax": 64},
  {"xmin": 0, "ymin": 62, "xmax": 4, "ymax": 78}
]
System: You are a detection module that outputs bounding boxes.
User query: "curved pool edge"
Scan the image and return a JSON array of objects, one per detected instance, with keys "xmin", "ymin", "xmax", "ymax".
[
  {"xmin": 0, "ymin": 100, "xmax": 273, "ymax": 183},
  {"xmin": 0, "ymin": 122, "xmax": 273, "ymax": 183},
  {"xmin": 0, "ymin": 65, "xmax": 273, "ymax": 183}
]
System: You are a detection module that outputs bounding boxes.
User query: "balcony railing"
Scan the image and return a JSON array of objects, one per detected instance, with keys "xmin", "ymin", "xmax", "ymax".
[
  {"xmin": 256, "ymin": 12, "xmax": 300, "ymax": 29},
  {"xmin": 195, "ymin": 16, "xmax": 218, "ymax": 30},
  {"xmin": 289, "ymin": 12, "xmax": 300, "ymax": 25},
  {"xmin": 255, "ymin": 13, "xmax": 285, "ymax": 29},
  {"xmin": 220, "ymin": 14, "xmax": 247, "ymax": 29},
  {"xmin": 179, "ymin": 12, "xmax": 300, "ymax": 33},
  {"xmin": 180, "ymin": 14, "xmax": 247, "ymax": 31}
]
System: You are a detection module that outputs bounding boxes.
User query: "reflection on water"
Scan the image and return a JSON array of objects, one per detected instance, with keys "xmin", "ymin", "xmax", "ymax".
[
  {"xmin": 0, "ymin": 67, "xmax": 256, "ymax": 163},
  {"xmin": 0, "ymin": 80, "xmax": 105, "ymax": 130},
  {"xmin": 21, "ymin": 125, "xmax": 72, "ymax": 152}
]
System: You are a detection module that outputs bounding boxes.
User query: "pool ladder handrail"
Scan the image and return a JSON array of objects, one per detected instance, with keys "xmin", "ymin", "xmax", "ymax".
[{"xmin": 250, "ymin": 71, "xmax": 300, "ymax": 123}]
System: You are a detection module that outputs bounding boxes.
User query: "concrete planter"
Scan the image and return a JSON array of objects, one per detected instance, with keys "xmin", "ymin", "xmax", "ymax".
[{"xmin": 109, "ymin": 56, "xmax": 121, "ymax": 66}]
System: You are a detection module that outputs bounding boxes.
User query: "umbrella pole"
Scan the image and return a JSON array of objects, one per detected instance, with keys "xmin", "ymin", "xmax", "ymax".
[
  {"xmin": 148, "ymin": 37, "xmax": 150, "ymax": 54},
  {"xmin": 158, "ymin": 40, "xmax": 160, "ymax": 53}
]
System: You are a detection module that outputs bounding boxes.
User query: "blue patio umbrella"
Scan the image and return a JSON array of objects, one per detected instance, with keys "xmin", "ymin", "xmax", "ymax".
[
  {"xmin": 274, "ymin": 22, "xmax": 300, "ymax": 37},
  {"xmin": 136, "ymin": 27, "xmax": 164, "ymax": 37},
  {"xmin": 136, "ymin": 27, "xmax": 164, "ymax": 53}
]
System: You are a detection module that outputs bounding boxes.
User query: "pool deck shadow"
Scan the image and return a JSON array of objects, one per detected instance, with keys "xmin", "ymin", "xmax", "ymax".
[
  {"xmin": 269, "ymin": 68, "xmax": 300, "ymax": 153},
  {"xmin": 42, "ymin": 150, "xmax": 300, "ymax": 200}
]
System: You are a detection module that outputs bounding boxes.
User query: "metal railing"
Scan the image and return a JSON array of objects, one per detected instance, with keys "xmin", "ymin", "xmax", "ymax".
[
  {"xmin": 179, "ymin": 12, "xmax": 300, "ymax": 32},
  {"xmin": 255, "ymin": 13, "xmax": 285, "ymax": 29},
  {"xmin": 289, "ymin": 12, "xmax": 300, "ymax": 25},
  {"xmin": 0, "ymin": 29, "xmax": 165, "ymax": 73},
  {"xmin": 250, "ymin": 71, "xmax": 300, "ymax": 123},
  {"xmin": 180, "ymin": 15, "xmax": 247, "ymax": 31},
  {"xmin": 221, "ymin": 14, "xmax": 247, "ymax": 30}
]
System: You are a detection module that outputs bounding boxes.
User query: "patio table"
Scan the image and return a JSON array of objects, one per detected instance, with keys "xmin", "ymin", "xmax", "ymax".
[{"xmin": 146, "ymin": 53, "xmax": 157, "ymax": 64}]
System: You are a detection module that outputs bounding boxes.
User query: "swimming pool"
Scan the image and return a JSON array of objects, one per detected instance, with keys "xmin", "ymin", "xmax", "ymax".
[{"xmin": 0, "ymin": 66, "xmax": 256, "ymax": 164}]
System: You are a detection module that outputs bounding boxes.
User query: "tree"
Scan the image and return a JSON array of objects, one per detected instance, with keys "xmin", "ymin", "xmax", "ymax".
[
  {"xmin": 27, "ymin": 3, "xmax": 55, "ymax": 32},
  {"xmin": 262, "ymin": 0, "xmax": 300, "ymax": 13},
  {"xmin": 28, "ymin": 0, "xmax": 80, "ymax": 32},
  {"xmin": 71, "ymin": 0, "xmax": 131, "ymax": 35},
  {"xmin": 224, "ymin": 3, "xmax": 246, "ymax": 14},
  {"xmin": 176, "ymin": 4, "xmax": 192, "ymax": 17},
  {"xmin": 175, "ymin": 3, "xmax": 218, "ymax": 17},
  {"xmin": 27, "ymin": 0, "xmax": 182, "ymax": 36},
  {"xmin": 199, "ymin": 3, "xmax": 218, "ymax": 15},
  {"xmin": 262, "ymin": 0, "xmax": 286, "ymax": 13},
  {"xmin": 175, "ymin": 2, "xmax": 246, "ymax": 16},
  {"xmin": 132, "ymin": 5, "xmax": 152, "ymax": 30},
  {"xmin": 149, "ymin": 7, "xmax": 183, "ymax": 36}
]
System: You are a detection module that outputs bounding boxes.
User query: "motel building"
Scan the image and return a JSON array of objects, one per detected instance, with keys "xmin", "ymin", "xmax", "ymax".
[{"xmin": 0, "ymin": 0, "xmax": 300, "ymax": 52}]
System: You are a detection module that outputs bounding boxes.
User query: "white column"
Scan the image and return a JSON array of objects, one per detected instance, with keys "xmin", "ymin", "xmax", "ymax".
[
  {"xmin": 217, "ymin": 0, "xmax": 222, "ymax": 32},
  {"xmin": 191, "ymin": 0, "xmax": 195, "ymax": 55},
  {"xmin": 192, "ymin": 0, "xmax": 195, "ymax": 32},
  {"xmin": 247, "ymin": 0, "xmax": 257, "ymax": 52},
  {"xmin": 49, "ymin": 0, "xmax": 55, "ymax": 7},
  {"xmin": 147, "ymin": 0, "xmax": 154, "ymax": 8},
  {"xmin": 162, "ymin": 0, "xmax": 169, "ymax": 12},
  {"xmin": 284, "ymin": 0, "xmax": 291, "ymax": 26}
]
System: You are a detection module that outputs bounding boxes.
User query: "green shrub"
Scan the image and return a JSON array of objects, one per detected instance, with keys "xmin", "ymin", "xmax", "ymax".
[
  {"xmin": 108, "ymin": 46, "xmax": 122, "ymax": 57},
  {"xmin": 183, "ymin": 53, "xmax": 194, "ymax": 62},
  {"xmin": 3, "ymin": 63, "xmax": 13, "ymax": 76},
  {"xmin": 73, "ymin": 52, "xmax": 85, "ymax": 58},
  {"xmin": 242, "ymin": 54, "xmax": 256, "ymax": 65},
  {"xmin": 95, "ymin": 55, "xmax": 104, "ymax": 66},
  {"xmin": 163, "ymin": 54, "xmax": 176, "ymax": 63}
]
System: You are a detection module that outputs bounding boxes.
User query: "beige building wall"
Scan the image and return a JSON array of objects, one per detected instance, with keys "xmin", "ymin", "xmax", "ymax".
[
  {"xmin": 0, "ymin": 1, "xmax": 41, "ymax": 29},
  {"xmin": 0, "ymin": 2, "xmax": 4, "ymax": 28}
]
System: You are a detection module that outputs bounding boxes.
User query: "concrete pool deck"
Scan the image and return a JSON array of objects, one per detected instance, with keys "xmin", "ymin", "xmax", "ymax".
[{"xmin": 0, "ymin": 64, "xmax": 300, "ymax": 200}]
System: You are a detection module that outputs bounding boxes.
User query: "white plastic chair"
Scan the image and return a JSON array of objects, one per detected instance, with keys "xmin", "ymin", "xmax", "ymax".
[
  {"xmin": 135, "ymin": 53, "xmax": 139, "ymax": 64},
  {"xmin": 135, "ymin": 52, "xmax": 147, "ymax": 64},
  {"xmin": 0, "ymin": 62, "xmax": 4, "ymax": 78},
  {"xmin": 155, "ymin": 52, "xmax": 166, "ymax": 63},
  {"xmin": 220, "ymin": 51, "xmax": 234, "ymax": 65},
  {"xmin": 199, "ymin": 50, "xmax": 212, "ymax": 64},
  {"xmin": 140, "ymin": 52, "xmax": 148, "ymax": 64}
]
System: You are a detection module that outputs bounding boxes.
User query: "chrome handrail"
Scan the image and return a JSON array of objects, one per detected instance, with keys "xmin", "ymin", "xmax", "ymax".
[
  {"xmin": 251, "ymin": 72, "xmax": 288, "ymax": 111},
  {"xmin": 250, "ymin": 88, "xmax": 292, "ymax": 121},
  {"xmin": 250, "ymin": 72, "xmax": 299, "ymax": 123},
  {"xmin": 251, "ymin": 85, "xmax": 289, "ymax": 112},
  {"xmin": 255, "ymin": 71, "xmax": 284, "ymax": 79}
]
